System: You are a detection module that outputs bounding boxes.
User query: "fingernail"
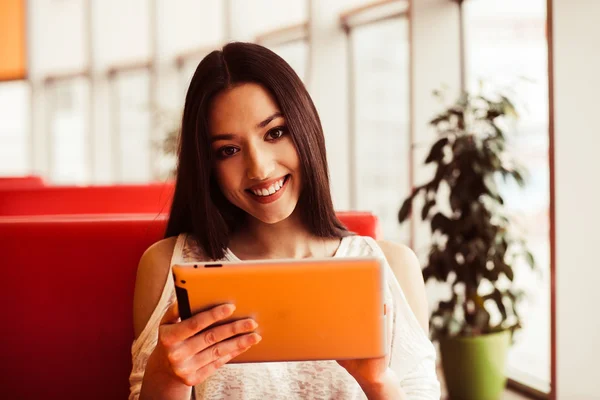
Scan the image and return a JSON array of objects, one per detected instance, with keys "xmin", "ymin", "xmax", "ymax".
[{"xmin": 224, "ymin": 304, "xmax": 236, "ymax": 315}]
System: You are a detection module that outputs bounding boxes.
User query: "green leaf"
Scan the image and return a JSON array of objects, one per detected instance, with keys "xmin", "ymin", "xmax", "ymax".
[
  {"xmin": 486, "ymin": 109, "xmax": 502, "ymax": 120},
  {"xmin": 512, "ymin": 169, "xmax": 525, "ymax": 187},
  {"xmin": 422, "ymin": 266, "xmax": 434, "ymax": 282},
  {"xmin": 500, "ymin": 95, "xmax": 519, "ymax": 119},
  {"xmin": 438, "ymin": 299, "xmax": 456, "ymax": 311},
  {"xmin": 429, "ymin": 113, "xmax": 450, "ymax": 126},
  {"xmin": 425, "ymin": 137, "xmax": 449, "ymax": 164},
  {"xmin": 525, "ymin": 251, "xmax": 535, "ymax": 269},
  {"xmin": 431, "ymin": 213, "xmax": 453, "ymax": 235},
  {"xmin": 500, "ymin": 263, "xmax": 514, "ymax": 281},
  {"xmin": 492, "ymin": 289, "xmax": 508, "ymax": 320},
  {"xmin": 398, "ymin": 198, "xmax": 412, "ymax": 223},
  {"xmin": 421, "ymin": 200, "xmax": 436, "ymax": 220}
]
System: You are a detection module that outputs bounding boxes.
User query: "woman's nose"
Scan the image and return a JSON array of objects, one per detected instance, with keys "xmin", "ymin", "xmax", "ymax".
[{"xmin": 245, "ymin": 147, "xmax": 275, "ymax": 181}]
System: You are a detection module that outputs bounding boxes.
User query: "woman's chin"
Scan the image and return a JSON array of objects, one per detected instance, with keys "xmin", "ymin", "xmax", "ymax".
[{"xmin": 246, "ymin": 205, "xmax": 298, "ymax": 226}]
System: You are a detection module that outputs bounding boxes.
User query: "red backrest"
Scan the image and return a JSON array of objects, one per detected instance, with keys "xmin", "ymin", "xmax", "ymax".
[
  {"xmin": 0, "ymin": 212, "xmax": 380, "ymax": 399},
  {"xmin": 0, "ymin": 184, "xmax": 174, "ymax": 216},
  {"xmin": 0, "ymin": 175, "xmax": 46, "ymax": 190}
]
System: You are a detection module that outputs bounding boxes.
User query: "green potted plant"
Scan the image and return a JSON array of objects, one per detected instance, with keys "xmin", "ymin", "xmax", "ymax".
[{"xmin": 398, "ymin": 89, "xmax": 536, "ymax": 400}]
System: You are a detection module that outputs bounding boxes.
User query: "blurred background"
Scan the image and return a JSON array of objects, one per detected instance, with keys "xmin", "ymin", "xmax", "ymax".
[{"xmin": 1, "ymin": 0, "xmax": 598, "ymax": 399}]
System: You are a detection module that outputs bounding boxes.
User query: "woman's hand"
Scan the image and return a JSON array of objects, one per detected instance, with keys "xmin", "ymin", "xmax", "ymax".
[
  {"xmin": 142, "ymin": 302, "xmax": 261, "ymax": 392},
  {"xmin": 337, "ymin": 300, "xmax": 405, "ymax": 399},
  {"xmin": 336, "ymin": 305, "xmax": 392, "ymax": 387}
]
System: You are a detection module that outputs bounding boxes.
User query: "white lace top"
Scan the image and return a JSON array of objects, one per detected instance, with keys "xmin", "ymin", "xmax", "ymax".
[{"xmin": 129, "ymin": 234, "xmax": 441, "ymax": 399}]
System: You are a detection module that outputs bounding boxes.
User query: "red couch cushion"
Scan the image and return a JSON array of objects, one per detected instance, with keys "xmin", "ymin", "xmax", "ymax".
[
  {"xmin": 0, "ymin": 175, "xmax": 45, "ymax": 190},
  {"xmin": 0, "ymin": 212, "xmax": 380, "ymax": 399},
  {"xmin": 0, "ymin": 184, "xmax": 174, "ymax": 216}
]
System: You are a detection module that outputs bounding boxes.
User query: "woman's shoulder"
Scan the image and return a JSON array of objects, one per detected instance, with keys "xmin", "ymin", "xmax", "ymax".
[
  {"xmin": 375, "ymin": 239, "xmax": 418, "ymax": 266},
  {"xmin": 132, "ymin": 236, "xmax": 179, "ymax": 338},
  {"xmin": 374, "ymin": 239, "xmax": 430, "ymax": 333},
  {"xmin": 139, "ymin": 236, "xmax": 179, "ymax": 273},
  {"xmin": 344, "ymin": 235, "xmax": 415, "ymax": 259}
]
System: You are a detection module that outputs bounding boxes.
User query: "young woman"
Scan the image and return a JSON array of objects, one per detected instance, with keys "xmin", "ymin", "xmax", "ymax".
[{"xmin": 129, "ymin": 42, "xmax": 440, "ymax": 399}]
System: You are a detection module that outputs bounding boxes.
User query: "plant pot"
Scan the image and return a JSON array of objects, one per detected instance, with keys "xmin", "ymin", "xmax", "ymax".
[{"xmin": 439, "ymin": 330, "xmax": 511, "ymax": 400}]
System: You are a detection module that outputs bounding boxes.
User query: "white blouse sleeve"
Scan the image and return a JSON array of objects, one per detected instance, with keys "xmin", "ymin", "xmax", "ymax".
[
  {"xmin": 386, "ymin": 264, "xmax": 441, "ymax": 399},
  {"xmin": 363, "ymin": 236, "xmax": 441, "ymax": 399}
]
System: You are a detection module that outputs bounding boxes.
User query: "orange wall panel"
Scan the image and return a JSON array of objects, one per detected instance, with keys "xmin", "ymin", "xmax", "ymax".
[{"xmin": 0, "ymin": 0, "xmax": 26, "ymax": 80}]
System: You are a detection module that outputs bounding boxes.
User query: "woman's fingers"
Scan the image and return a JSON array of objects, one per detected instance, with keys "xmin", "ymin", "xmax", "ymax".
[
  {"xmin": 182, "ymin": 343, "xmax": 254, "ymax": 386},
  {"xmin": 193, "ymin": 318, "xmax": 258, "ymax": 351},
  {"xmin": 185, "ymin": 334, "xmax": 261, "ymax": 384},
  {"xmin": 160, "ymin": 303, "xmax": 236, "ymax": 346},
  {"xmin": 196, "ymin": 331, "xmax": 262, "ymax": 365}
]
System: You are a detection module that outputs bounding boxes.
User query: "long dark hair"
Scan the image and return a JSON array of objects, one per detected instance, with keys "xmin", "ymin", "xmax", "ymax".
[{"xmin": 165, "ymin": 42, "xmax": 348, "ymax": 260}]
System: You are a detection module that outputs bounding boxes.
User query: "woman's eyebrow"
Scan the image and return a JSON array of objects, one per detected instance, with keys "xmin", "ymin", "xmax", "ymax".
[
  {"xmin": 256, "ymin": 112, "xmax": 283, "ymax": 129},
  {"xmin": 211, "ymin": 133, "xmax": 237, "ymax": 143},
  {"xmin": 211, "ymin": 112, "xmax": 283, "ymax": 142}
]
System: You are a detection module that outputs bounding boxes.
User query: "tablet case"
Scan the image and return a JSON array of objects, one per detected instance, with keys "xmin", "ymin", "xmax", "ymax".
[{"xmin": 172, "ymin": 257, "xmax": 387, "ymax": 363}]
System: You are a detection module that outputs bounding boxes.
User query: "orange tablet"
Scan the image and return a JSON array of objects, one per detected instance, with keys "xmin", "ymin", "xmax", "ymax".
[{"xmin": 172, "ymin": 257, "xmax": 387, "ymax": 363}]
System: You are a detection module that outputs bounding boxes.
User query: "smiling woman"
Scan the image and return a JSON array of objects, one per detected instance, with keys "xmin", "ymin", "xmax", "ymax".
[
  {"xmin": 165, "ymin": 42, "xmax": 347, "ymax": 261},
  {"xmin": 130, "ymin": 42, "xmax": 440, "ymax": 400}
]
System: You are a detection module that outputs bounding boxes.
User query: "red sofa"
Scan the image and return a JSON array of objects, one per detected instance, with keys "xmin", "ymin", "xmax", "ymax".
[
  {"xmin": 0, "ymin": 211, "xmax": 380, "ymax": 400},
  {"xmin": 0, "ymin": 175, "xmax": 46, "ymax": 190},
  {"xmin": 0, "ymin": 183, "xmax": 174, "ymax": 216}
]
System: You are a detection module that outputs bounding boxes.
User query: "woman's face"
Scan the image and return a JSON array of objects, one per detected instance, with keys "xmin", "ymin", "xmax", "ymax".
[{"xmin": 208, "ymin": 83, "xmax": 302, "ymax": 225}]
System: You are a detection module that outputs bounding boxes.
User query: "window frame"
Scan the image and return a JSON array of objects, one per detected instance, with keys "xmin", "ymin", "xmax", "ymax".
[{"xmin": 459, "ymin": 0, "xmax": 553, "ymax": 397}]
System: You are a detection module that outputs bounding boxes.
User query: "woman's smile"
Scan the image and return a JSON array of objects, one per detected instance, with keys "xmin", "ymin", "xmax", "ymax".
[{"xmin": 245, "ymin": 174, "xmax": 291, "ymax": 204}]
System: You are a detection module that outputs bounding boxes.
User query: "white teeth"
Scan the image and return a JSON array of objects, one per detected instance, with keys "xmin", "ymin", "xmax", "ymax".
[{"xmin": 250, "ymin": 176, "xmax": 287, "ymax": 197}]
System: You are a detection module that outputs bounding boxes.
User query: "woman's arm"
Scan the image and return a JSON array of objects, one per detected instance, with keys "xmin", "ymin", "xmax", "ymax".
[
  {"xmin": 376, "ymin": 240, "xmax": 430, "ymax": 334},
  {"xmin": 130, "ymin": 238, "xmax": 193, "ymax": 400},
  {"xmin": 376, "ymin": 240, "xmax": 441, "ymax": 399},
  {"xmin": 339, "ymin": 240, "xmax": 437, "ymax": 399}
]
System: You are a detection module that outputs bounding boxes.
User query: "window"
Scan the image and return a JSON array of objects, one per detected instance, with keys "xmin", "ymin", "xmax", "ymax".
[
  {"xmin": 0, "ymin": 81, "xmax": 29, "ymax": 175},
  {"xmin": 109, "ymin": 68, "xmax": 152, "ymax": 183},
  {"xmin": 176, "ymin": 51, "xmax": 210, "ymax": 98},
  {"xmin": 349, "ymin": 16, "xmax": 411, "ymax": 244},
  {"xmin": 230, "ymin": 0, "xmax": 307, "ymax": 42},
  {"xmin": 464, "ymin": 0, "xmax": 550, "ymax": 392},
  {"xmin": 46, "ymin": 77, "xmax": 90, "ymax": 184},
  {"xmin": 258, "ymin": 24, "xmax": 310, "ymax": 84}
]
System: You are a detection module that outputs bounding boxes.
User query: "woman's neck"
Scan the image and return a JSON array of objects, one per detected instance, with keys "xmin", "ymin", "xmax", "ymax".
[{"xmin": 229, "ymin": 209, "xmax": 340, "ymax": 260}]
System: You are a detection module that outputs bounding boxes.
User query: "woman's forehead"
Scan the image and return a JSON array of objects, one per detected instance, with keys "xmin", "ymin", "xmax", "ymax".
[{"xmin": 209, "ymin": 83, "xmax": 282, "ymax": 136}]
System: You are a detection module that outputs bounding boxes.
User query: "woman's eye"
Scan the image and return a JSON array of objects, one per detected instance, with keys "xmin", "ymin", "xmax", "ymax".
[
  {"xmin": 267, "ymin": 127, "xmax": 287, "ymax": 141},
  {"xmin": 218, "ymin": 146, "xmax": 239, "ymax": 158}
]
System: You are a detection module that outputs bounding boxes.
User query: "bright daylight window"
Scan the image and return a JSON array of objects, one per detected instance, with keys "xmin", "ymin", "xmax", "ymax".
[
  {"xmin": 46, "ymin": 77, "xmax": 90, "ymax": 184},
  {"xmin": 0, "ymin": 81, "xmax": 29, "ymax": 175},
  {"xmin": 464, "ymin": 0, "xmax": 550, "ymax": 393},
  {"xmin": 350, "ymin": 16, "xmax": 411, "ymax": 245},
  {"xmin": 265, "ymin": 39, "xmax": 309, "ymax": 84},
  {"xmin": 110, "ymin": 68, "xmax": 152, "ymax": 183}
]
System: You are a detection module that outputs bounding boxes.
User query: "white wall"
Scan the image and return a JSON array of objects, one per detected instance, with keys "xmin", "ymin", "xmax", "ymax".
[{"xmin": 552, "ymin": 0, "xmax": 600, "ymax": 398}]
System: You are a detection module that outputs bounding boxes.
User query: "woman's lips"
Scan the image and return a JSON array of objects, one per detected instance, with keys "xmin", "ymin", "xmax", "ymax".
[{"xmin": 246, "ymin": 175, "xmax": 290, "ymax": 204}]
